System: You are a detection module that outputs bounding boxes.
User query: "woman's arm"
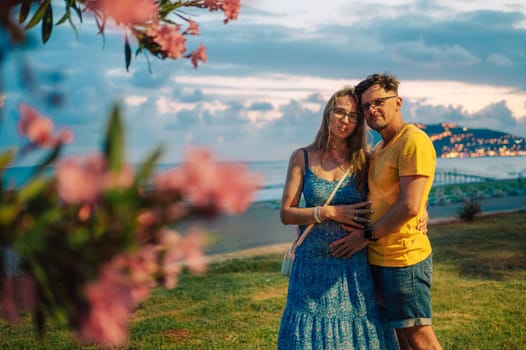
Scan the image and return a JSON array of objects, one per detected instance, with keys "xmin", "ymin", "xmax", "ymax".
[{"xmin": 280, "ymin": 148, "xmax": 318, "ymax": 225}]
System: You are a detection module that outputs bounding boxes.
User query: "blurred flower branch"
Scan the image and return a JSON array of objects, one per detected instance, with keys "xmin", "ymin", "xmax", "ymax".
[
  {"xmin": 1, "ymin": 103, "xmax": 261, "ymax": 346},
  {"xmin": 2, "ymin": 0, "xmax": 240, "ymax": 70},
  {"xmin": 0, "ymin": 0, "xmax": 261, "ymax": 347}
]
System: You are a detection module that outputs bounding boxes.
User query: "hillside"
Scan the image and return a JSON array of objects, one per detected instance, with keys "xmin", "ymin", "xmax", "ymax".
[{"xmin": 370, "ymin": 123, "xmax": 526, "ymax": 158}]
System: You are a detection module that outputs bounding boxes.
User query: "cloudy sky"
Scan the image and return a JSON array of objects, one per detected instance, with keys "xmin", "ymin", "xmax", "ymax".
[{"xmin": 1, "ymin": 0, "xmax": 525, "ymax": 164}]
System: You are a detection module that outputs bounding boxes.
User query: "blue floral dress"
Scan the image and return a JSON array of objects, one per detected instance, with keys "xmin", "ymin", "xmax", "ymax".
[{"xmin": 278, "ymin": 152, "xmax": 399, "ymax": 350}]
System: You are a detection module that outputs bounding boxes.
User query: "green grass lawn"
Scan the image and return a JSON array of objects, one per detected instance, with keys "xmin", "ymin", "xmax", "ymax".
[{"xmin": 1, "ymin": 211, "xmax": 525, "ymax": 349}]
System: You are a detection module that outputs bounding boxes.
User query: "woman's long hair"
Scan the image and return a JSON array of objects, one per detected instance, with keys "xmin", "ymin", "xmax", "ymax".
[{"xmin": 308, "ymin": 86, "xmax": 369, "ymax": 192}]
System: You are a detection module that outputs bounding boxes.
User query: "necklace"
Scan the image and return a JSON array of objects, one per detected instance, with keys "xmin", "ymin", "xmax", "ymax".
[
  {"xmin": 330, "ymin": 143, "xmax": 347, "ymax": 152},
  {"xmin": 319, "ymin": 151, "xmax": 349, "ymax": 180},
  {"xmin": 328, "ymin": 150, "xmax": 348, "ymax": 170}
]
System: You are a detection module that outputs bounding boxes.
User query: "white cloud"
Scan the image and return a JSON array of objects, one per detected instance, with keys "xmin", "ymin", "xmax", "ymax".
[
  {"xmin": 156, "ymin": 97, "xmax": 196, "ymax": 115},
  {"xmin": 2, "ymin": 0, "xmax": 526, "ymax": 165},
  {"xmin": 124, "ymin": 96, "xmax": 148, "ymax": 106},
  {"xmin": 391, "ymin": 42, "xmax": 481, "ymax": 66},
  {"xmin": 400, "ymin": 80, "xmax": 526, "ymax": 120},
  {"xmin": 165, "ymin": 73, "xmax": 526, "ymax": 124},
  {"xmin": 246, "ymin": 0, "xmax": 526, "ymax": 28},
  {"xmin": 174, "ymin": 74, "xmax": 351, "ymax": 106},
  {"xmin": 487, "ymin": 53, "xmax": 513, "ymax": 67}
]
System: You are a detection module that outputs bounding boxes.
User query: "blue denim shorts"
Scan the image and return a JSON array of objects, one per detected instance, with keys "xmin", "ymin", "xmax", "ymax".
[{"xmin": 371, "ymin": 254, "xmax": 433, "ymax": 329}]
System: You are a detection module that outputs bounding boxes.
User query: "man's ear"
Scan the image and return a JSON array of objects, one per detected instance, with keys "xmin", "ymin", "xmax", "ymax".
[{"xmin": 395, "ymin": 96, "xmax": 403, "ymax": 111}]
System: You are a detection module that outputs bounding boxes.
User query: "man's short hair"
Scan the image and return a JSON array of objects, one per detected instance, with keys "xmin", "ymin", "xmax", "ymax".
[{"xmin": 355, "ymin": 73, "xmax": 400, "ymax": 97}]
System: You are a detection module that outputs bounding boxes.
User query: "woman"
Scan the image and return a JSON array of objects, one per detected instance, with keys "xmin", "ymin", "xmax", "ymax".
[{"xmin": 277, "ymin": 86, "xmax": 398, "ymax": 349}]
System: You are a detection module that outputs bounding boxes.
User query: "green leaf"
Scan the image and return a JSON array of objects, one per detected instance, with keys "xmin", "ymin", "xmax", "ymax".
[
  {"xmin": 125, "ymin": 35, "xmax": 132, "ymax": 71},
  {"xmin": 25, "ymin": 0, "xmax": 51, "ymax": 30},
  {"xmin": 68, "ymin": 227, "xmax": 91, "ymax": 248},
  {"xmin": 103, "ymin": 105, "xmax": 125, "ymax": 172},
  {"xmin": 17, "ymin": 178, "xmax": 49, "ymax": 204},
  {"xmin": 57, "ymin": 3, "xmax": 79, "ymax": 38},
  {"xmin": 69, "ymin": 0, "xmax": 83, "ymax": 22},
  {"xmin": 0, "ymin": 205, "xmax": 18, "ymax": 227},
  {"xmin": 56, "ymin": 12, "xmax": 69, "ymax": 26},
  {"xmin": 26, "ymin": 143, "xmax": 62, "ymax": 184},
  {"xmin": 18, "ymin": 0, "xmax": 32, "ymax": 24},
  {"xmin": 67, "ymin": 16, "xmax": 79, "ymax": 40},
  {"xmin": 55, "ymin": 7, "xmax": 79, "ymax": 39},
  {"xmin": 41, "ymin": 2, "xmax": 53, "ymax": 43},
  {"xmin": 135, "ymin": 147, "xmax": 163, "ymax": 186},
  {"xmin": 0, "ymin": 148, "xmax": 16, "ymax": 170}
]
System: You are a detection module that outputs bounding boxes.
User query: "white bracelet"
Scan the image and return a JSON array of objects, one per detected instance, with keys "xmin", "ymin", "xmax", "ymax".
[{"xmin": 313, "ymin": 206, "xmax": 322, "ymax": 224}]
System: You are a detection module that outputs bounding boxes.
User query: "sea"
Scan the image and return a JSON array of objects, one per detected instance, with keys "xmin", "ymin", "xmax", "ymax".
[{"xmin": 3, "ymin": 156, "xmax": 526, "ymax": 203}]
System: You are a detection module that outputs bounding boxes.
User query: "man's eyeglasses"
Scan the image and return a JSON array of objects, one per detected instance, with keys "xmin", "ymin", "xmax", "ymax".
[
  {"xmin": 361, "ymin": 95, "xmax": 398, "ymax": 111},
  {"xmin": 331, "ymin": 108, "xmax": 359, "ymax": 123}
]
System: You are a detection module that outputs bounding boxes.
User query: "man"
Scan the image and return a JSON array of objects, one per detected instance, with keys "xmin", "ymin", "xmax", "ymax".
[{"xmin": 330, "ymin": 73, "xmax": 442, "ymax": 350}]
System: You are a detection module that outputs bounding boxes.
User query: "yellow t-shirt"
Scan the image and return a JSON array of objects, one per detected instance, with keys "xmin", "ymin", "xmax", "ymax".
[{"xmin": 367, "ymin": 124, "xmax": 436, "ymax": 267}]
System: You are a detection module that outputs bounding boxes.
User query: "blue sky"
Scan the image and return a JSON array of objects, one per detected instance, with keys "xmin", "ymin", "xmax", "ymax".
[{"xmin": 1, "ymin": 0, "xmax": 525, "ymax": 164}]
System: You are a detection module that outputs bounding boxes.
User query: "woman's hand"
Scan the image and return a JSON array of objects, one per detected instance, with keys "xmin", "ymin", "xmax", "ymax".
[
  {"xmin": 322, "ymin": 200, "xmax": 373, "ymax": 228},
  {"xmin": 418, "ymin": 208, "xmax": 429, "ymax": 234}
]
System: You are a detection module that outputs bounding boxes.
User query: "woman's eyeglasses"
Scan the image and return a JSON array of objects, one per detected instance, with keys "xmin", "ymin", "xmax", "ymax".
[
  {"xmin": 361, "ymin": 95, "xmax": 398, "ymax": 111},
  {"xmin": 331, "ymin": 108, "xmax": 359, "ymax": 123}
]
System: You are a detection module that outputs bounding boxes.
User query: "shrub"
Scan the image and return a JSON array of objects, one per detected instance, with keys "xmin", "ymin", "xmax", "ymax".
[{"xmin": 457, "ymin": 197, "xmax": 482, "ymax": 221}]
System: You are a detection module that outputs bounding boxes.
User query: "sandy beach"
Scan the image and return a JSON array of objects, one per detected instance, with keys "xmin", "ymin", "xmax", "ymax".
[{"xmin": 200, "ymin": 193, "xmax": 526, "ymax": 261}]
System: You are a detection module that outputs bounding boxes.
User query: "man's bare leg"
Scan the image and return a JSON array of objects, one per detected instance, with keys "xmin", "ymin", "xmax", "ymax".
[
  {"xmin": 396, "ymin": 328, "xmax": 413, "ymax": 350},
  {"xmin": 401, "ymin": 325, "xmax": 442, "ymax": 350}
]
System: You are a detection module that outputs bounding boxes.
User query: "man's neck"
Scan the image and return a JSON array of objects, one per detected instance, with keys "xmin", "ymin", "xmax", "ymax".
[{"xmin": 380, "ymin": 119, "xmax": 406, "ymax": 145}]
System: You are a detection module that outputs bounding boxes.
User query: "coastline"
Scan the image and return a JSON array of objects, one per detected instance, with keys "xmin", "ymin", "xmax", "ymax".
[{"xmin": 204, "ymin": 191, "xmax": 526, "ymax": 262}]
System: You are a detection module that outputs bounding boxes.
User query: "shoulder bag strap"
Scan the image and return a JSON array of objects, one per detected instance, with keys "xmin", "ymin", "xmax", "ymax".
[{"xmin": 293, "ymin": 165, "xmax": 352, "ymax": 250}]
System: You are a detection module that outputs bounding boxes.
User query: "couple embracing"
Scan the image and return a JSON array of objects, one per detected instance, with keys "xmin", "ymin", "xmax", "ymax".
[{"xmin": 278, "ymin": 73, "xmax": 443, "ymax": 350}]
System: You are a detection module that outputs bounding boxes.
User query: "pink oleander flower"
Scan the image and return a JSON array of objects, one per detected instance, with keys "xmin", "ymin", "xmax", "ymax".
[
  {"xmin": 78, "ymin": 203, "xmax": 93, "ymax": 221},
  {"xmin": 222, "ymin": 0, "xmax": 240, "ymax": 23},
  {"xmin": 0, "ymin": 275, "xmax": 37, "ymax": 325},
  {"xmin": 159, "ymin": 227, "xmax": 207, "ymax": 289},
  {"xmin": 186, "ymin": 19, "xmax": 199, "ymax": 35},
  {"xmin": 145, "ymin": 21, "xmax": 160, "ymax": 37},
  {"xmin": 0, "ymin": 279, "xmax": 18, "ymax": 324},
  {"xmin": 153, "ymin": 167, "xmax": 185, "ymax": 192},
  {"xmin": 55, "ymin": 154, "xmax": 106, "ymax": 204},
  {"xmin": 56, "ymin": 154, "xmax": 135, "ymax": 204},
  {"xmin": 152, "ymin": 24, "xmax": 187, "ymax": 59},
  {"xmin": 87, "ymin": 0, "xmax": 158, "ymax": 26},
  {"xmin": 165, "ymin": 203, "xmax": 189, "ymax": 222},
  {"xmin": 179, "ymin": 228, "xmax": 207, "ymax": 274},
  {"xmin": 137, "ymin": 209, "xmax": 160, "ymax": 227},
  {"xmin": 211, "ymin": 162, "xmax": 263, "ymax": 214},
  {"xmin": 18, "ymin": 103, "xmax": 74, "ymax": 147},
  {"xmin": 78, "ymin": 249, "xmax": 156, "ymax": 347},
  {"xmin": 78, "ymin": 264, "xmax": 133, "ymax": 347},
  {"xmin": 104, "ymin": 163, "xmax": 135, "ymax": 189},
  {"xmin": 159, "ymin": 229, "xmax": 183, "ymax": 289},
  {"xmin": 153, "ymin": 148, "xmax": 212, "ymax": 196},
  {"xmin": 57, "ymin": 128, "xmax": 75, "ymax": 144},
  {"xmin": 204, "ymin": 0, "xmax": 221, "ymax": 12},
  {"xmin": 190, "ymin": 44, "xmax": 208, "ymax": 68},
  {"xmin": 154, "ymin": 146, "xmax": 262, "ymax": 214},
  {"xmin": 121, "ymin": 247, "xmax": 158, "ymax": 302}
]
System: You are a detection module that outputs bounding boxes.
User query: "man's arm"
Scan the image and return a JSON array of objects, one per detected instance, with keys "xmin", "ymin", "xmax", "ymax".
[
  {"xmin": 330, "ymin": 175, "xmax": 429, "ymax": 258},
  {"xmin": 368, "ymin": 174, "xmax": 428, "ymax": 239}
]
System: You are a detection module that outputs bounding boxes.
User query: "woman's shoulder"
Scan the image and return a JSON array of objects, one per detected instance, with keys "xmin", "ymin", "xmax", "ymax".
[
  {"xmin": 287, "ymin": 148, "xmax": 307, "ymax": 169},
  {"xmin": 289, "ymin": 146, "xmax": 318, "ymax": 172},
  {"xmin": 289, "ymin": 146, "xmax": 311, "ymax": 160}
]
